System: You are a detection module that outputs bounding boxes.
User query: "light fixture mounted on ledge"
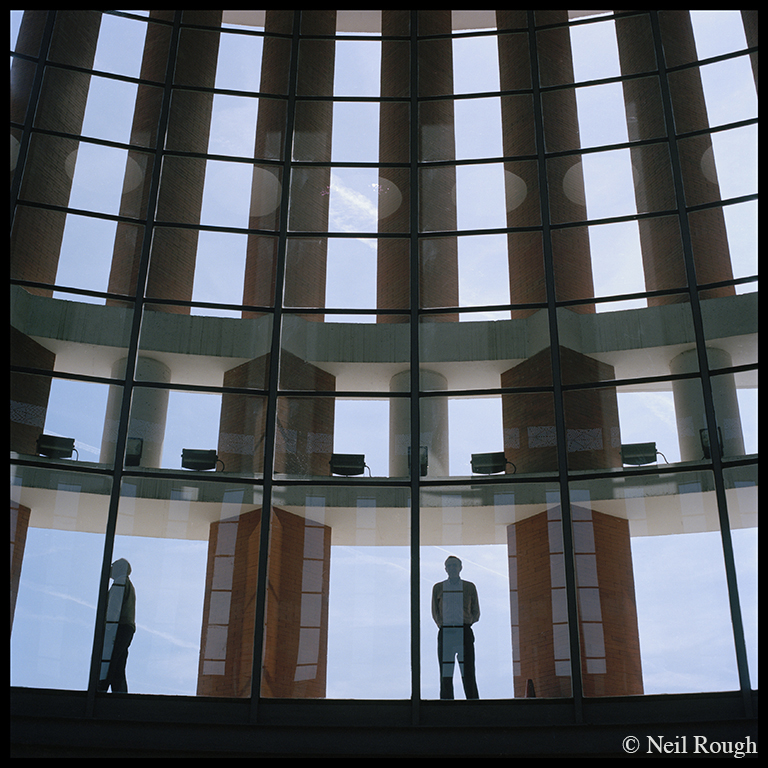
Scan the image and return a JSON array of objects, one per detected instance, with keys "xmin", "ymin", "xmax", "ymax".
[
  {"xmin": 408, "ymin": 446, "xmax": 428, "ymax": 477},
  {"xmin": 329, "ymin": 453, "xmax": 368, "ymax": 476},
  {"xmin": 700, "ymin": 428, "xmax": 723, "ymax": 460},
  {"xmin": 471, "ymin": 451, "xmax": 514, "ymax": 475},
  {"xmin": 36, "ymin": 434, "xmax": 77, "ymax": 460},
  {"xmin": 621, "ymin": 442, "xmax": 658, "ymax": 466},
  {"xmin": 181, "ymin": 449, "xmax": 222, "ymax": 471},
  {"xmin": 125, "ymin": 437, "xmax": 143, "ymax": 467}
]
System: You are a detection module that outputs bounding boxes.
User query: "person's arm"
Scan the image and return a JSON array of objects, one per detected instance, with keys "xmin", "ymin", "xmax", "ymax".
[
  {"xmin": 467, "ymin": 581, "xmax": 480, "ymax": 625},
  {"xmin": 431, "ymin": 582, "xmax": 442, "ymax": 626}
]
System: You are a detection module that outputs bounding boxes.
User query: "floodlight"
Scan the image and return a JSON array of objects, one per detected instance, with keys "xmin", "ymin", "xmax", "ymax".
[
  {"xmin": 620, "ymin": 442, "xmax": 658, "ymax": 466},
  {"xmin": 181, "ymin": 448, "xmax": 219, "ymax": 471},
  {"xmin": 408, "ymin": 446, "xmax": 428, "ymax": 477},
  {"xmin": 471, "ymin": 451, "xmax": 510, "ymax": 475},
  {"xmin": 329, "ymin": 453, "xmax": 367, "ymax": 476},
  {"xmin": 125, "ymin": 437, "xmax": 143, "ymax": 467},
  {"xmin": 700, "ymin": 428, "xmax": 723, "ymax": 459},
  {"xmin": 36, "ymin": 434, "xmax": 76, "ymax": 459}
]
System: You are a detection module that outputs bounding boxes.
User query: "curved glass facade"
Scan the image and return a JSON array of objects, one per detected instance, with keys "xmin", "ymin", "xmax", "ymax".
[{"xmin": 11, "ymin": 9, "xmax": 756, "ymax": 717}]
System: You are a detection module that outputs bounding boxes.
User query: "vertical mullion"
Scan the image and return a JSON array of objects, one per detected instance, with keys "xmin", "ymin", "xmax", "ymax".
[
  {"xmin": 409, "ymin": 9, "xmax": 422, "ymax": 722},
  {"xmin": 249, "ymin": 10, "xmax": 303, "ymax": 724},
  {"xmin": 87, "ymin": 10, "xmax": 184, "ymax": 715},
  {"xmin": 648, "ymin": 10, "xmax": 754, "ymax": 718},
  {"xmin": 527, "ymin": 10, "xmax": 585, "ymax": 722}
]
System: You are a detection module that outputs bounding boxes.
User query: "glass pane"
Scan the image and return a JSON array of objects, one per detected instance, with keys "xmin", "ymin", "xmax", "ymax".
[
  {"xmin": 420, "ymin": 310, "xmax": 543, "ymax": 390},
  {"xmin": 570, "ymin": 471, "xmax": 741, "ymax": 695},
  {"xmin": 11, "ymin": 370, "xmax": 116, "ymax": 467},
  {"xmin": 421, "ymin": 482, "xmax": 571, "ymax": 699},
  {"xmin": 214, "ymin": 30, "xmax": 264, "ymax": 92},
  {"xmin": 333, "ymin": 38, "xmax": 382, "ymax": 96},
  {"xmin": 275, "ymin": 395, "xmax": 406, "ymax": 480},
  {"xmin": 93, "ymin": 13, "xmax": 150, "ymax": 79},
  {"xmin": 724, "ymin": 465, "xmax": 758, "ymax": 689},
  {"xmin": 114, "ymin": 477, "xmax": 263, "ymax": 695},
  {"xmin": 11, "ymin": 465, "xmax": 112, "ymax": 690},
  {"xmin": 138, "ymin": 306, "xmax": 272, "ymax": 385},
  {"xmin": 263, "ymin": 485, "xmax": 410, "ymax": 698},
  {"xmin": 19, "ymin": 135, "xmax": 152, "ymax": 219}
]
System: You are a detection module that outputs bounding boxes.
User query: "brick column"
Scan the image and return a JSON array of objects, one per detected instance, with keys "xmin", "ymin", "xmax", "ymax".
[
  {"xmin": 508, "ymin": 506, "xmax": 643, "ymax": 698},
  {"xmin": 218, "ymin": 351, "xmax": 335, "ymax": 477},
  {"xmin": 108, "ymin": 11, "xmax": 223, "ymax": 313},
  {"xmin": 10, "ymin": 501, "xmax": 32, "ymax": 632},
  {"xmin": 242, "ymin": 11, "xmax": 294, "ymax": 316},
  {"xmin": 12, "ymin": 11, "xmax": 101, "ymax": 296},
  {"xmin": 501, "ymin": 347, "xmax": 622, "ymax": 474},
  {"xmin": 376, "ymin": 10, "xmax": 411, "ymax": 322},
  {"xmin": 10, "ymin": 327, "xmax": 56, "ymax": 456},
  {"xmin": 614, "ymin": 11, "xmax": 734, "ymax": 304},
  {"xmin": 415, "ymin": 11, "xmax": 459, "ymax": 319},
  {"xmin": 502, "ymin": 347, "xmax": 640, "ymax": 697},
  {"xmin": 197, "ymin": 506, "xmax": 331, "ymax": 698}
]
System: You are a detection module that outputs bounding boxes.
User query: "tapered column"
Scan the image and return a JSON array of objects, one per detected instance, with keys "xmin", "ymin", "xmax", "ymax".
[
  {"xmin": 614, "ymin": 11, "xmax": 734, "ymax": 304},
  {"xmin": 218, "ymin": 351, "xmax": 335, "ymax": 477},
  {"xmin": 501, "ymin": 347, "xmax": 622, "ymax": 474},
  {"xmin": 108, "ymin": 11, "xmax": 223, "ymax": 313},
  {"xmin": 197, "ymin": 506, "xmax": 331, "ymax": 698},
  {"xmin": 376, "ymin": 10, "xmax": 411, "ymax": 322},
  {"xmin": 508, "ymin": 506, "xmax": 643, "ymax": 698},
  {"xmin": 12, "ymin": 11, "xmax": 102, "ymax": 296}
]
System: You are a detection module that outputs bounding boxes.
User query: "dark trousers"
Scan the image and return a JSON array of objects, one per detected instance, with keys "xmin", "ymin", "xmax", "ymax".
[
  {"xmin": 438, "ymin": 625, "xmax": 479, "ymax": 699},
  {"xmin": 100, "ymin": 623, "xmax": 135, "ymax": 693}
]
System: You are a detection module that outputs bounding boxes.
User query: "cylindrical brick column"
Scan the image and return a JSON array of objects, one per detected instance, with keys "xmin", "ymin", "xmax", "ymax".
[
  {"xmin": 242, "ymin": 11, "xmax": 294, "ymax": 316},
  {"xmin": 376, "ymin": 10, "xmax": 411, "ymax": 322},
  {"xmin": 282, "ymin": 11, "xmax": 336, "ymax": 318}
]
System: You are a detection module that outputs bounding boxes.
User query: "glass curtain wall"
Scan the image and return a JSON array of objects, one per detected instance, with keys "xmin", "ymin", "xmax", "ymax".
[{"xmin": 11, "ymin": 10, "xmax": 756, "ymax": 706}]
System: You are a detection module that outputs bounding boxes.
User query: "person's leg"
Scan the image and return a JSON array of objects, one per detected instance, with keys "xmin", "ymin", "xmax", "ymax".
[
  {"xmin": 438, "ymin": 628, "xmax": 455, "ymax": 699},
  {"xmin": 107, "ymin": 624, "xmax": 134, "ymax": 693},
  {"xmin": 460, "ymin": 625, "xmax": 479, "ymax": 699}
]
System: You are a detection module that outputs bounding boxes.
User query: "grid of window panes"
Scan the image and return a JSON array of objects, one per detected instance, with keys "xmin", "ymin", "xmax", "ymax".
[{"xmin": 11, "ymin": 11, "xmax": 756, "ymax": 706}]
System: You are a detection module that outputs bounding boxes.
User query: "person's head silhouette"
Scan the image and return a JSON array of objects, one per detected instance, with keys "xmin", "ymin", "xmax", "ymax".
[
  {"xmin": 110, "ymin": 558, "xmax": 131, "ymax": 582},
  {"xmin": 444, "ymin": 556, "xmax": 462, "ymax": 582}
]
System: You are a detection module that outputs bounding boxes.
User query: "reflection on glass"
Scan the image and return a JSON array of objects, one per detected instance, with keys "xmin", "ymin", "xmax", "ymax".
[
  {"xmin": 570, "ymin": 471, "xmax": 741, "ymax": 695},
  {"xmin": 10, "ymin": 370, "xmax": 114, "ymax": 466},
  {"xmin": 724, "ymin": 465, "xmax": 758, "ymax": 689},
  {"xmin": 114, "ymin": 478, "xmax": 262, "ymax": 696},
  {"xmin": 11, "ymin": 466, "xmax": 112, "ymax": 690},
  {"xmin": 97, "ymin": 557, "xmax": 136, "ymax": 692},
  {"xmin": 420, "ymin": 483, "xmax": 570, "ymax": 698},
  {"xmin": 432, "ymin": 555, "xmax": 480, "ymax": 699},
  {"xmin": 263, "ymin": 485, "xmax": 410, "ymax": 698}
]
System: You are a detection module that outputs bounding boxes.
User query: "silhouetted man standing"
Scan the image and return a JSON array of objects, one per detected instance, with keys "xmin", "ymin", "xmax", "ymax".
[
  {"xmin": 98, "ymin": 558, "xmax": 136, "ymax": 693},
  {"xmin": 431, "ymin": 555, "xmax": 480, "ymax": 699}
]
